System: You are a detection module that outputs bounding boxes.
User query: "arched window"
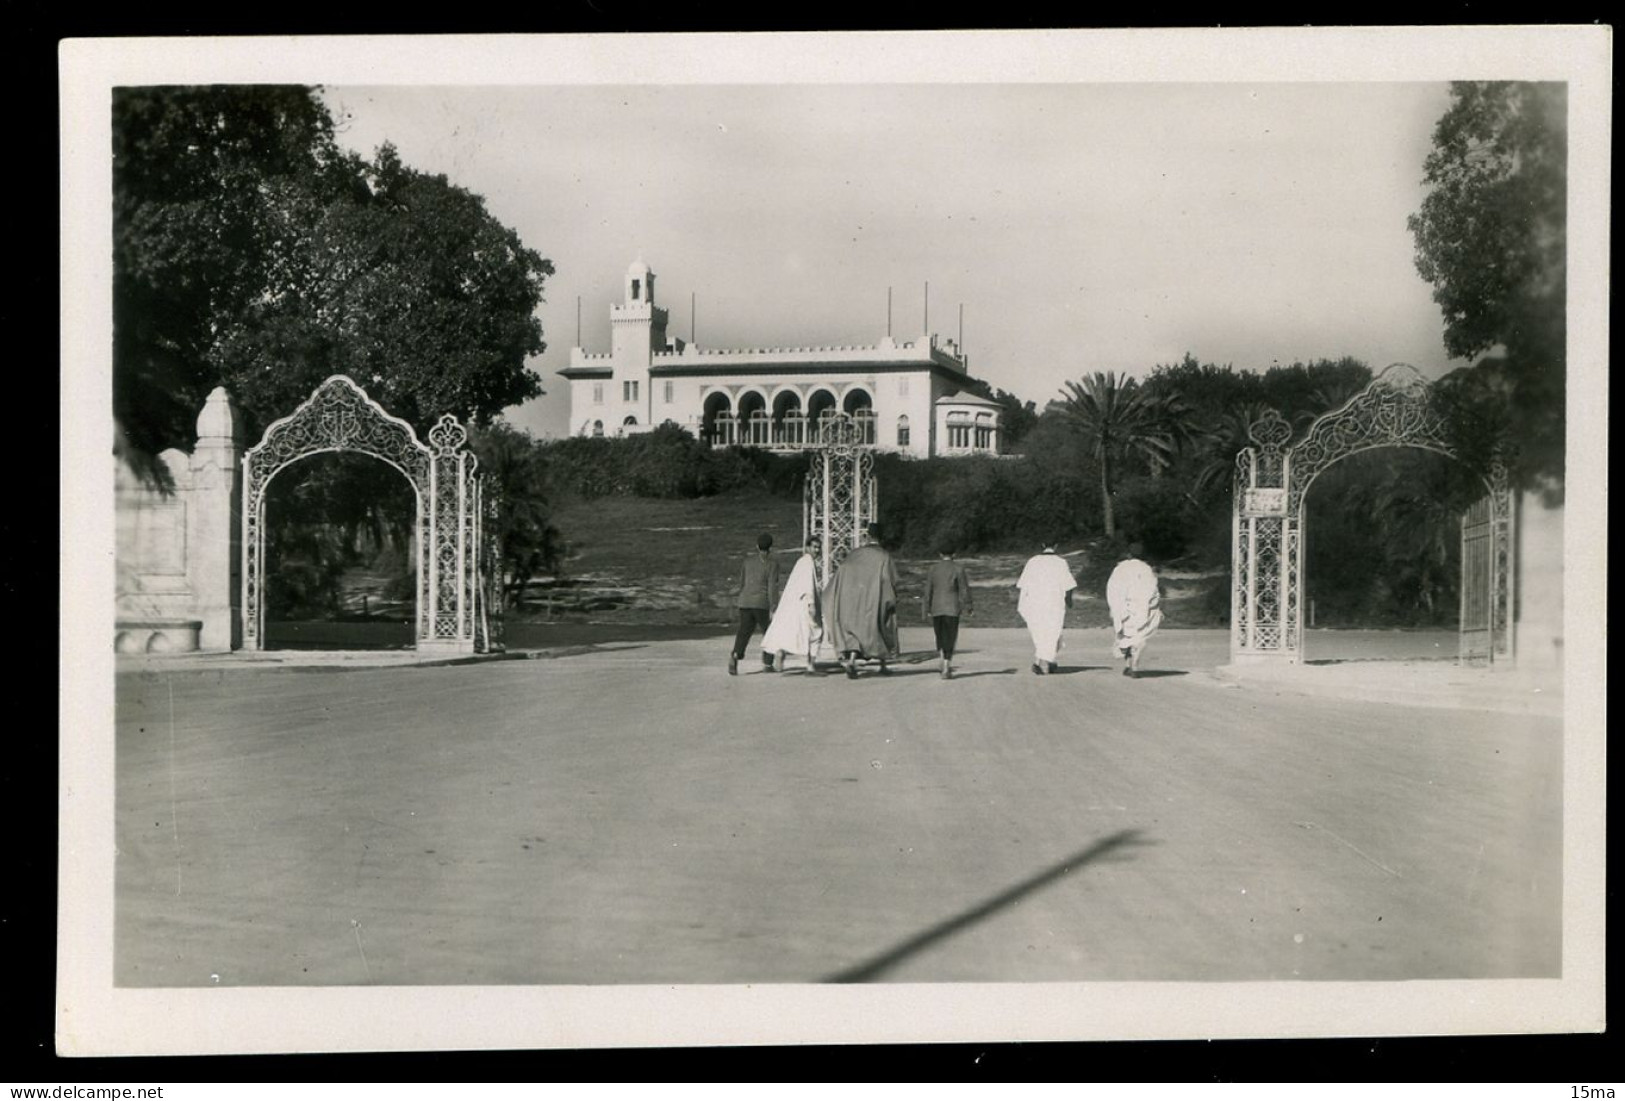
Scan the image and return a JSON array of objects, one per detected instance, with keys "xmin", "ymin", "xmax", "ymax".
[
  {"xmin": 974, "ymin": 412, "xmax": 994, "ymax": 450},
  {"xmin": 701, "ymin": 391, "xmax": 733, "ymax": 446},
  {"xmin": 592, "ymin": 420, "xmax": 604, "ymax": 438},
  {"xmin": 807, "ymin": 389, "xmax": 838, "ymax": 425},
  {"xmin": 737, "ymin": 391, "xmax": 769, "ymax": 446},
  {"xmin": 897, "ymin": 415, "xmax": 911, "ymax": 448},
  {"xmin": 624, "ymin": 415, "xmax": 638, "ymax": 426},
  {"xmin": 946, "ymin": 411, "xmax": 971, "ymax": 450},
  {"xmin": 773, "ymin": 390, "xmax": 805, "ymax": 447}
]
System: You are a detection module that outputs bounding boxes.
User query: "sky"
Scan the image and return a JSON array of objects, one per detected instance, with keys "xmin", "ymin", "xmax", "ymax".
[{"xmin": 320, "ymin": 80, "xmax": 1464, "ymax": 440}]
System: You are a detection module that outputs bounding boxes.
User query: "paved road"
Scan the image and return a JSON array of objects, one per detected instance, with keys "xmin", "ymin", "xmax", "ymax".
[{"xmin": 115, "ymin": 628, "xmax": 1561, "ymax": 986}]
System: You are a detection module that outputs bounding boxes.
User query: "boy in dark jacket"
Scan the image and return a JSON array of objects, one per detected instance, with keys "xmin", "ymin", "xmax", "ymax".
[
  {"xmin": 921, "ymin": 545, "xmax": 974, "ymax": 680},
  {"xmin": 729, "ymin": 532, "xmax": 781, "ymax": 675}
]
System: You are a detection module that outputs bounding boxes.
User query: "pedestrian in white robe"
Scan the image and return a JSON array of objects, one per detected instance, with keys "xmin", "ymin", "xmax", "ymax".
[
  {"xmin": 1016, "ymin": 543, "xmax": 1077, "ymax": 675},
  {"xmin": 762, "ymin": 537, "xmax": 823, "ymax": 673},
  {"xmin": 1106, "ymin": 556, "xmax": 1163, "ymax": 678}
]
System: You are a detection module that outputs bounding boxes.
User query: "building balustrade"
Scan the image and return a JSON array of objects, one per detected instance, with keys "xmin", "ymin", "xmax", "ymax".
[{"xmin": 700, "ymin": 411, "xmax": 878, "ymax": 450}]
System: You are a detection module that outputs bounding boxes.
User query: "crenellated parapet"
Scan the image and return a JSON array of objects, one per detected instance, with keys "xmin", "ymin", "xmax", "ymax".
[{"xmin": 643, "ymin": 335, "xmax": 967, "ymax": 370}]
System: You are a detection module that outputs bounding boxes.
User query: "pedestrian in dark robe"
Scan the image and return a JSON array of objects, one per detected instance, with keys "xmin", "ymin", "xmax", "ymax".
[{"xmin": 823, "ymin": 524, "xmax": 899, "ymax": 680}]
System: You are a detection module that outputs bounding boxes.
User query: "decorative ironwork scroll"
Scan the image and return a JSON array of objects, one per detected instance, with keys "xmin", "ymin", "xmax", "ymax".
[
  {"xmin": 1287, "ymin": 364, "xmax": 1452, "ymax": 515},
  {"xmin": 241, "ymin": 375, "xmax": 490, "ymax": 653},
  {"xmin": 803, "ymin": 412, "xmax": 878, "ymax": 589},
  {"xmin": 1229, "ymin": 364, "xmax": 1514, "ymax": 666}
]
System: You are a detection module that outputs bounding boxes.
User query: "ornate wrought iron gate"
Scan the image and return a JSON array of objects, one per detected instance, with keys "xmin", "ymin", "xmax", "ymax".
[
  {"xmin": 1457, "ymin": 492, "xmax": 1515, "ymax": 665},
  {"xmin": 802, "ymin": 412, "xmax": 878, "ymax": 587},
  {"xmin": 1230, "ymin": 364, "xmax": 1514, "ymax": 666},
  {"xmin": 241, "ymin": 375, "xmax": 494, "ymax": 654}
]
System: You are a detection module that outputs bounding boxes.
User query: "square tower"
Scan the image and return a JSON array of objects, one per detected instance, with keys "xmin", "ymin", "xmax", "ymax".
[{"xmin": 608, "ymin": 258, "xmax": 668, "ymax": 428}]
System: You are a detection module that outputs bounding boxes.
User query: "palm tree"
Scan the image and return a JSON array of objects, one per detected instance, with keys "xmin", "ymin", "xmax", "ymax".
[
  {"xmin": 1140, "ymin": 388, "xmax": 1203, "ymax": 478},
  {"xmin": 1190, "ymin": 401, "xmax": 1279, "ymax": 502},
  {"xmin": 1293, "ymin": 376, "xmax": 1370, "ymax": 429},
  {"xmin": 1059, "ymin": 372, "xmax": 1178, "ymax": 537}
]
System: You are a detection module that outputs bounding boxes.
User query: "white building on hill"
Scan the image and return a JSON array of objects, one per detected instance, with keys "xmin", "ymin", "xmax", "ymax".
[{"xmin": 560, "ymin": 259, "xmax": 1002, "ymax": 458}]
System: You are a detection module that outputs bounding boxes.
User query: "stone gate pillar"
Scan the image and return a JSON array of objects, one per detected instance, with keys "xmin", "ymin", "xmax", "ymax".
[{"xmin": 188, "ymin": 387, "xmax": 243, "ymax": 651}]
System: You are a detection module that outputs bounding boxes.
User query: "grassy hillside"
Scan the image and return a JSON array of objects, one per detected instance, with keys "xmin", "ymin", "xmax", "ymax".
[{"xmin": 515, "ymin": 490, "xmax": 1225, "ymax": 630}]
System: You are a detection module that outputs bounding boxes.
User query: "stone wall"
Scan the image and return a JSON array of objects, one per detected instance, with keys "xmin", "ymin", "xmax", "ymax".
[
  {"xmin": 114, "ymin": 388, "xmax": 242, "ymax": 652},
  {"xmin": 1515, "ymin": 491, "xmax": 1565, "ymax": 670}
]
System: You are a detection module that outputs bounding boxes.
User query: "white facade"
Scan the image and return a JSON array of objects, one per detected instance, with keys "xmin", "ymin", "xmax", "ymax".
[
  {"xmin": 562, "ymin": 260, "xmax": 1000, "ymax": 458},
  {"xmin": 935, "ymin": 390, "xmax": 1004, "ymax": 455}
]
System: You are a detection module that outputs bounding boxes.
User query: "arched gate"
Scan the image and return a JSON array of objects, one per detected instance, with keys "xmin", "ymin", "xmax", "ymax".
[
  {"xmin": 1231, "ymin": 364, "xmax": 1514, "ymax": 665},
  {"xmin": 241, "ymin": 375, "xmax": 496, "ymax": 654}
]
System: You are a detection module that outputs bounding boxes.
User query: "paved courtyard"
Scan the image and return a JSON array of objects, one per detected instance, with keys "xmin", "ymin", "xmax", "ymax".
[{"xmin": 114, "ymin": 629, "xmax": 1562, "ymax": 986}]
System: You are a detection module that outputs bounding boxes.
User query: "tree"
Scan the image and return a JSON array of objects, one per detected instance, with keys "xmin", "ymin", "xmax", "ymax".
[
  {"xmin": 114, "ymin": 86, "xmax": 346, "ymax": 462},
  {"xmin": 1265, "ymin": 358, "xmax": 1373, "ymax": 426},
  {"xmin": 1407, "ymin": 81, "xmax": 1567, "ymax": 487},
  {"xmin": 964, "ymin": 378, "xmax": 1039, "ymax": 449},
  {"xmin": 1189, "ymin": 401, "xmax": 1279, "ymax": 502},
  {"xmin": 212, "ymin": 143, "xmax": 555, "ymax": 435},
  {"xmin": 114, "ymin": 86, "xmax": 556, "ymax": 457},
  {"xmin": 470, "ymin": 422, "xmax": 566, "ymax": 608},
  {"xmin": 1145, "ymin": 353, "xmax": 1256, "ymax": 414},
  {"xmin": 1059, "ymin": 372, "xmax": 1184, "ymax": 537}
]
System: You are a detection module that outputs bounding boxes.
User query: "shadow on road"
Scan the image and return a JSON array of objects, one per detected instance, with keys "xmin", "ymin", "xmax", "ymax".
[
  {"xmin": 945, "ymin": 669, "xmax": 1018, "ymax": 680},
  {"xmin": 824, "ymin": 829, "xmax": 1153, "ymax": 983},
  {"xmin": 1127, "ymin": 669, "xmax": 1188, "ymax": 679},
  {"xmin": 823, "ymin": 665, "xmax": 937, "ymax": 680},
  {"xmin": 1043, "ymin": 664, "xmax": 1110, "ymax": 676}
]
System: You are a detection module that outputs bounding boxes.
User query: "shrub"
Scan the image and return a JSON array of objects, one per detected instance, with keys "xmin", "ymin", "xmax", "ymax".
[
  {"xmin": 1111, "ymin": 475, "xmax": 1198, "ymax": 561},
  {"xmin": 869, "ymin": 454, "xmax": 1099, "ymax": 555},
  {"xmin": 538, "ymin": 431, "xmax": 805, "ymax": 502}
]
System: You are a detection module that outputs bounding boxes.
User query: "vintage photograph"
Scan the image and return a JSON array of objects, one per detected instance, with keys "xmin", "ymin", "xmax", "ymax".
[{"xmin": 61, "ymin": 29, "xmax": 1608, "ymax": 1053}]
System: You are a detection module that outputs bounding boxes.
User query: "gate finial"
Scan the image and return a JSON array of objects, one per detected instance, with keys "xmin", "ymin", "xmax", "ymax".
[{"xmin": 428, "ymin": 414, "xmax": 469, "ymax": 456}]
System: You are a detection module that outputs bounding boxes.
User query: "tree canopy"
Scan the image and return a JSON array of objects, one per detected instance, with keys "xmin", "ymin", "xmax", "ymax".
[
  {"xmin": 114, "ymin": 85, "xmax": 556, "ymax": 457},
  {"xmin": 470, "ymin": 422, "xmax": 567, "ymax": 607},
  {"xmin": 1058, "ymin": 371, "xmax": 1197, "ymax": 537},
  {"xmin": 1408, "ymin": 81, "xmax": 1567, "ymax": 488}
]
